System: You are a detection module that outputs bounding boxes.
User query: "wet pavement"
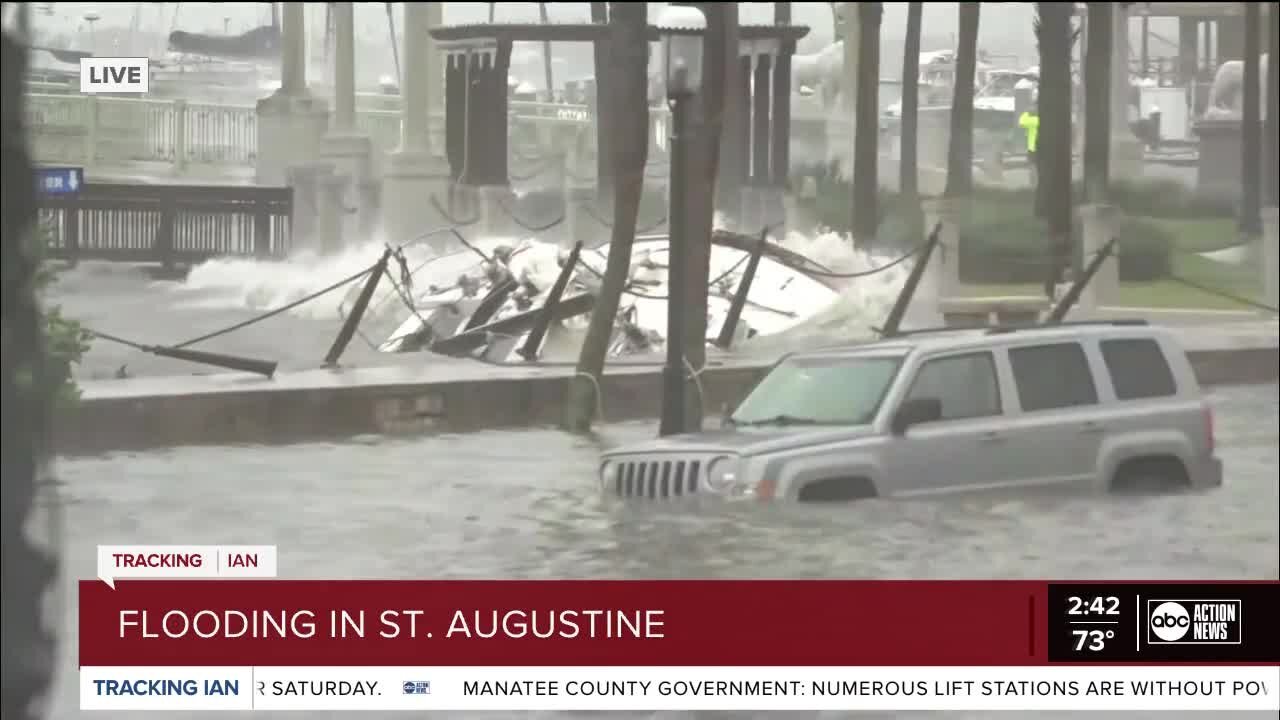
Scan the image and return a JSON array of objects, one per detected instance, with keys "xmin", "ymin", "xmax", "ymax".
[{"xmin": 39, "ymin": 383, "xmax": 1279, "ymax": 719}]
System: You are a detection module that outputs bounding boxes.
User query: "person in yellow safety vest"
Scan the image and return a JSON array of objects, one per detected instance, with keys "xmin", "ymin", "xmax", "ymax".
[{"xmin": 1018, "ymin": 105, "xmax": 1040, "ymax": 185}]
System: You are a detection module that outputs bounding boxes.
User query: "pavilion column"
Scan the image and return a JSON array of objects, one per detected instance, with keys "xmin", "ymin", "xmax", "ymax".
[
  {"xmin": 444, "ymin": 51, "xmax": 466, "ymax": 181},
  {"xmin": 255, "ymin": 1, "xmax": 329, "ymax": 188},
  {"xmin": 751, "ymin": 53, "xmax": 773, "ymax": 184},
  {"xmin": 772, "ymin": 29, "xmax": 795, "ymax": 235},
  {"xmin": 381, "ymin": 3, "xmax": 451, "ymax": 250},
  {"xmin": 455, "ymin": 42, "xmax": 513, "ymax": 237},
  {"xmin": 1110, "ymin": 4, "xmax": 1143, "ymax": 178},
  {"xmin": 1178, "ymin": 18, "xmax": 1199, "ymax": 87},
  {"xmin": 738, "ymin": 41, "xmax": 783, "ymax": 236},
  {"xmin": 321, "ymin": 0, "xmax": 373, "ymax": 231}
]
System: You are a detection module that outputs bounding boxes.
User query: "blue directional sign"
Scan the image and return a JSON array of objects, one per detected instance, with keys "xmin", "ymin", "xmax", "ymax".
[{"xmin": 36, "ymin": 166, "xmax": 84, "ymax": 195}]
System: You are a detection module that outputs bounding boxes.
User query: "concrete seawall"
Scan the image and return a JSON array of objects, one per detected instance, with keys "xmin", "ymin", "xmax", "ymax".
[{"xmin": 54, "ymin": 323, "xmax": 1278, "ymax": 455}]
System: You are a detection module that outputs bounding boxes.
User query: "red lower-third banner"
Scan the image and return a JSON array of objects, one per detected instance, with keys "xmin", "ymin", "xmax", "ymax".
[{"xmin": 79, "ymin": 580, "xmax": 1280, "ymax": 666}]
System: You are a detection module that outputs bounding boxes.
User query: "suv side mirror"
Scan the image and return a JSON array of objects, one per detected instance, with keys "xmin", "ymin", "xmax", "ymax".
[
  {"xmin": 891, "ymin": 397, "xmax": 942, "ymax": 435},
  {"xmin": 719, "ymin": 402, "xmax": 732, "ymax": 428}
]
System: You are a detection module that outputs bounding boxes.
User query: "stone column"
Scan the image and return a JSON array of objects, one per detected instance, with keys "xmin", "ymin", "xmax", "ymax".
[
  {"xmin": 1111, "ymin": 5, "xmax": 1144, "ymax": 179},
  {"xmin": 381, "ymin": 3, "xmax": 450, "ymax": 250},
  {"xmin": 256, "ymin": 2, "xmax": 330, "ymax": 187},
  {"xmin": 318, "ymin": 171, "xmax": 350, "ymax": 254},
  {"xmin": 425, "ymin": 3, "xmax": 444, "ymax": 148},
  {"xmin": 321, "ymin": 3, "xmax": 372, "ymax": 204},
  {"xmin": 831, "ymin": 3, "xmax": 860, "ymax": 174},
  {"xmin": 1077, "ymin": 204, "xmax": 1122, "ymax": 311},
  {"xmin": 921, "ymin": 196, "xmax": 962, "ymax": 304},
  {"xmin": 1263, "ymin": 206, "xmax": 1279, "ymax": 313}
]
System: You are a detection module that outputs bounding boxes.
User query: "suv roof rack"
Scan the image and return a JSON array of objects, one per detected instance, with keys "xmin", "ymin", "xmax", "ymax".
[
  {"xmin": 879, "ymin": 318, "xmax": 1149, "ymax": 339},
  {"xmin": 985, "ymin": 319, "xmax": 1149, "ymax": 335}
]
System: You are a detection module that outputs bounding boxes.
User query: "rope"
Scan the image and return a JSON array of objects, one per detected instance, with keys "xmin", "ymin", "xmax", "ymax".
[
  {"xmin": 573, "ymin": 371, "xmax": 605, "ymax": 424},
  {"xmin": 580, "ymin": 201, "xmax": 668, "ymax": 234},
  {"xmin": 170, "ymin": 262, "xmax": 378, "ymax": 349},
  {"xmin": 429, "ymin": 193, "xmax": 480, "ymax": 228},
  {"xmin": 1165, "ymin": 273, "xmax": 1278, "ymax": 314},
  {"xmin": 683, "ymin": 355, "xmax": 706, "ymax": 414},
  {"xmin": 496, "ymin": 195, "xmax": 565, "ymax": 234}
]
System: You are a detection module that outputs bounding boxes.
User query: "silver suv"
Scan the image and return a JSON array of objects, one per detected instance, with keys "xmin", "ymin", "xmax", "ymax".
[{"xmin": 600, "ymin": 321, "xmax": 1223, "ymax": 502}]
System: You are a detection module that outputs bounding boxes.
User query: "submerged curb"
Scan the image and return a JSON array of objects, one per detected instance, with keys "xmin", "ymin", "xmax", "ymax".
[{"xmin": 54, "ymin": 343, "xmax": 1278, "ymax": 455}]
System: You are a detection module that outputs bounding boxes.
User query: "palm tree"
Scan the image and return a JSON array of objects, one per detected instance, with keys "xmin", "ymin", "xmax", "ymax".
[
  {"xmin": 1082, "ymin": 2, "xmax": 1112, "ymax": 204},
  {"xmin": 563, "ymin": 2, "xmax": 649, "ymax": 433},
  {"xmin": 944, "ymin": 2, "xmax": 980, "ymax": 197},
  {"xmin": 537, "ymin": 3, "xmax": 554, "ymax": 102},
  {"xmin": 1267, "ymin": 2, "xmax": 1278, "ymax": 207},
  {"xmin": 1035, "ymin": 2, "xmax": 1074, "ymax": 296},
  {"xmin": 851, "ymin": 2, "xmax": 882, "ymax": 241},
  {"xmin": 899, "ymin": 2, "xmax": 923, "ymax": 204},
  {"xmin": 589, "ymin": 3, "xmax": 612, "ymax": 204},
  {"xmin": 1240, "ymin": 1, "xmax": 1261, "ymax": 236}
]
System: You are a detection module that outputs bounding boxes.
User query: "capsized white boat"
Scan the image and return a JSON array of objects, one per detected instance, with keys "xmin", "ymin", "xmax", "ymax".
[{"xmin": 372, "ymin": 233, "xmax": 845, "ymax": 362}]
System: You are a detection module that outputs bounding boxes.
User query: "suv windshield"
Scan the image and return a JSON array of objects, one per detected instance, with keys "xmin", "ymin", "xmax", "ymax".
[{"xmin": 731, "ymin": 354, "xmax": 904, "ymax": 426}]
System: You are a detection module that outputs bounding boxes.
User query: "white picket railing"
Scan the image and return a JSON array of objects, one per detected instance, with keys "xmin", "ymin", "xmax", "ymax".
[{"xmin": 25, "ymin": 92, "xmax": 673, "ymax": 174}]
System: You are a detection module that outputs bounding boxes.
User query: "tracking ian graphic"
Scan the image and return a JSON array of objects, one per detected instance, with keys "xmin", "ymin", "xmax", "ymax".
[{"xmin": 77, "ymin": 547, "xmax": 1280, "ymax": 712}]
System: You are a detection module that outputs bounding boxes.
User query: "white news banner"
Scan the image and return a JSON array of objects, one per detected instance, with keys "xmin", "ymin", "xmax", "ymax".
[
  {"xmin": 96, "ymin": 545, "xmax": 277, "ymax": 588},
  {"xmin": 81, "ymin": 666, "xmax": 1280, "ymax": 712}
]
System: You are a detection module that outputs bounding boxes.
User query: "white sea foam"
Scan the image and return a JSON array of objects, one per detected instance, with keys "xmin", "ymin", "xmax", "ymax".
[{"xmin": 175, "ymin": 221, "xmax": 919, "ymax": 357}]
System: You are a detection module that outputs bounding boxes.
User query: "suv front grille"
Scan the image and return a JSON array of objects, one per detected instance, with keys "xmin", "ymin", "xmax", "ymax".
[{"xmin": 615, "ymin": 459, "xmax": 702, "ymax": 500}]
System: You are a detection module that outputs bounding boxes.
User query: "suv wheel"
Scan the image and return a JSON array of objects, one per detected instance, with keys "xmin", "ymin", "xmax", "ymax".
[{"xmin": 1110, "ymin": 457, "xmax": 1190, "ymax": 495}]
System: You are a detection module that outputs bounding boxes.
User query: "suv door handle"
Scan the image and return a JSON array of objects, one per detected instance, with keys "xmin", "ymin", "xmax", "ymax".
[
  {"xmin": 979, "ymin": 431, "xmax": 1007, "ymax": 443},
  {"xmin": 1080, "ymin": 422, "xmax": 1106, "ymax": 435}
]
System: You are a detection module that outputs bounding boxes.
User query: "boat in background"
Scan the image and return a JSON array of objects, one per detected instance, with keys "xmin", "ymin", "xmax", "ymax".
[{"xmin": 373, "ymin": 233, "xmax": 845, "ymax": 363}]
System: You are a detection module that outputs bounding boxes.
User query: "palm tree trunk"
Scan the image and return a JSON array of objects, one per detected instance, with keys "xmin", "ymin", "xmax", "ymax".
[
  {"xmin": 589, "ymin": 3, "xmax": 612, "ymax": 204},
  {"xmin": 944, "ymin": 2, "xmax": 980, "ymax": 197},
  {"xmin": 1239, "ymin": 1, "xmax": 1261, "ymax": 236},
  {"xmin": 537, "ymin": 3, "xmax": 555, "ymax": 101},
  {"xmin": 899, "ymin": 2, "xmax": 923, "ymax": 203},
  {"xmin": 851, "ymin": 2, "xmax": 882, "ymax": 242},
  {"xmin": 563, "ymin": 3, "xmax": 649, "ymax": 433},
  {"xmin": 1036, "ymin": 2, "xmax": 1075, "ymax": 294},
  {"xmin": 1082, "ymin": 2, "xmax": 1112, "ymax": 204},
  {"xmin": 1267, "ymin": 3, "xmax": 1278, "ymax": 207}
]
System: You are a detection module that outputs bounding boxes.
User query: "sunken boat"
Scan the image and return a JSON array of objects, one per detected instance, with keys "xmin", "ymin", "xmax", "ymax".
[{"xmin": 368, "ymin": 230, "xmax": 846, "ymax": 363}]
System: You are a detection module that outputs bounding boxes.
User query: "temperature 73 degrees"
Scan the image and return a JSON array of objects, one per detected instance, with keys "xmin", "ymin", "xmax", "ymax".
[{"xmin": 1072, "ymin": 628, "xmax": 1115, "ymax": 652}]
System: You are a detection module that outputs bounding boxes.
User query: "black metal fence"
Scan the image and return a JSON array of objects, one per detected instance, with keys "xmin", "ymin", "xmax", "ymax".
[{"xmin": 38, "ymin": 182, "xmax": 292, "ymax": 266}]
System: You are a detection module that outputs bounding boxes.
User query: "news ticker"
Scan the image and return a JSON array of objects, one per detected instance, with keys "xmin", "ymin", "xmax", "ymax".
[
  {"xmin": 1047, "ymin": 583, "xmax": 1278, "ymax": 663},
  {"xmin": 80, "ymin": 666, "xmax": 1280, "ymax": 712}
]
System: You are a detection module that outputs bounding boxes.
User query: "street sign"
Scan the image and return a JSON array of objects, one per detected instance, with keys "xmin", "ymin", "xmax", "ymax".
[{"xmin": 36, "ymin": 166, "xmax": 84, "ymax": 195}]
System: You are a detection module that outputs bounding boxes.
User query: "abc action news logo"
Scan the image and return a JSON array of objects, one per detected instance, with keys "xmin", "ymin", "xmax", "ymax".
[
  {"xmin": 80, "ymin": 57, "xmax": 150, "ymax": 94},
  {"xmin": 1147, "ymin": 599, "xmax": 1242, "ymax": 645}
]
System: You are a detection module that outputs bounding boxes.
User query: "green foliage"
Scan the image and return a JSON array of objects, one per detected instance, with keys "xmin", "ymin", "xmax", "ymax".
[
  {"xmin": 25, "ymin": 221, "xmax": 91, "ymax": 410},
  {"xmin": 799, "ymin": 170, "xmax": 1242, "ymax": 284}
]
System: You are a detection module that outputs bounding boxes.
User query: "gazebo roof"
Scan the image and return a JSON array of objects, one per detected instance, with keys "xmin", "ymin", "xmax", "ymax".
[{"xmin": 429, "ymin": 22, "xmax": 809, "ymax": 45}]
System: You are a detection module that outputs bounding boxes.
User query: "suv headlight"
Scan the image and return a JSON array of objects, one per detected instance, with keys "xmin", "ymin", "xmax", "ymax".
[
  {"xmin": 600, "ymin": 460, "xmax": 618, "ymax": 489},
  {"xmin": 704, "ymin": 456, "xmax": 740, "ymax": 493}
]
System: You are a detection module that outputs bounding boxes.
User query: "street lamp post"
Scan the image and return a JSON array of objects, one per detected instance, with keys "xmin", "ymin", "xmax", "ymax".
[{"xmin": 656, "ymin": 5, "xmax": 707, "ymax": 438}]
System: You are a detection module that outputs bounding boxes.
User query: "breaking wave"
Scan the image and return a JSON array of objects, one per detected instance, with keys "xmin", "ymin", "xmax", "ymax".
[{"xmin": 176, "ymin": 223, "xmax": 915, "ymax": 356}]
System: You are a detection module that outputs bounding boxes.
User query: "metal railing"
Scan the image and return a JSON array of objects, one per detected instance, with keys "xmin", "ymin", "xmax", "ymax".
[
  {"xmin": 25, "ymin": 92, "xmax": 675, "ymax": 172},
  {"xmin": 38, "ymin": 181, "xmax": 293, "ymax": 266}
]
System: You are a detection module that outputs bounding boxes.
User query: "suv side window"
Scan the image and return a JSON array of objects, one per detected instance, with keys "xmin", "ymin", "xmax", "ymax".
[
  {"xmin": 1009, "ymin": 342, "xmax": 1099, "ymax": 411},
  {"xmin": 1100, "ymin": 338, "xmax": 1177, "ymax": 399},
  {"xmin": 904, "ymin": 352, "xmax": 1002, "ymax": 421}
]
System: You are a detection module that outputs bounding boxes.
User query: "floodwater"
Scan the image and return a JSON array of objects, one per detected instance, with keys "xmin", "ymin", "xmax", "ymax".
[
  {"xmin": 36, "ymin": 382, "xmax": 1279, "ymax": 719},
  {"xmin": 36, "ymin": 223, "xmax": 1278, "ymax": 719}
]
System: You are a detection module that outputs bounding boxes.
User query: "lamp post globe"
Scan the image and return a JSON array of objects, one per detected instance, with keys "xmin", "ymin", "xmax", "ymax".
[{"xmin": 656, "ymin": 5, "xmax": 707, "ymax": 100}]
